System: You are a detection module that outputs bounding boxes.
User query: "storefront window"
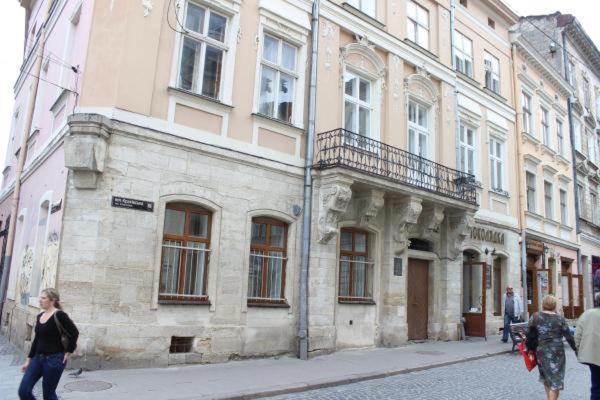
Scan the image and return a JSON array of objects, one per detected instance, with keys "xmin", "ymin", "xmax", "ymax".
[{"xmin": 463, "ymin": 263, "xmax": 484, "ymax": 313}]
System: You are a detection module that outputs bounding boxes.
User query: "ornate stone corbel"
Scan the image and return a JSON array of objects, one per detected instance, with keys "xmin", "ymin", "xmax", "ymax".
[
  {"xmin": 417, "ymin": 205, "xmax": 445, "ymax": 239},
  {"xmin": 356, "ymin": 189, "xmax": 385, "ymax": 227},
  {"xmin": 317, "ymin": 182, "xmax": 353, "ymax": 244},
  {"xmin": 446, "ymin": 211, "xmax": 475, "ymax": 259},
  {"xmin": 64, "ymin": 114, "xmax": 112, "ymax": 189},
  {"xmin": 391, "ymin": 197, "xmax": 423, "ymax": 252}
]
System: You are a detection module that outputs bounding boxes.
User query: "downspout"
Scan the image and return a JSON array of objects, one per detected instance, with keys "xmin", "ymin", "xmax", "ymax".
[
  {"xmin": 562, "ymin": 31, "xmax": 584, "ymax": 308},
  {"xmin": 0, "ymin": 1, "xmax": 54, "ymax": 320},
  {"xmin": 510, "ymin": 40, "xmax": 529, "ymax": 321},
  {"xmin": 450, "ymin": 0, "xmax": 460, "ymax": 173},
  {"xmin": 298, "ymin": 0, "xmax": 320, "ymax": 360}
]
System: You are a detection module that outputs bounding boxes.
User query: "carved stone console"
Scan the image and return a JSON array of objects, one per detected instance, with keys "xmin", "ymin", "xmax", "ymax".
[
  {"xmin": 415, "ymin": 204, "xmax": 445, "ymax": 240},
  {"xmin": 391, "ymin": 196, "xmax": 423, "ymax": 252},
  {"xmin": 356, "ymin": 189, "xmax": 385, "ymax": 227},
  {"xmin": 317, "ymin": 179, "xmax": 353, "ymax": 244},
  {"xmin": 445, "ymin": 210, "xmax": 475, "ymax": 259},
  {"xmin": 64, "ymin": 114, "xmax": 111, "ymax": 189}
]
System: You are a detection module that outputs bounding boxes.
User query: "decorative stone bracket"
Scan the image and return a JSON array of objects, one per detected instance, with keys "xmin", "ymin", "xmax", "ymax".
[
  {"xmin": 64, "ymin": 114, "xmax": 112, "ymax": 189},
  {"xmin": 317, "ymin": 181, "xmax": 353, "ymax": 244},
  {"xmin": 415, "ymin": 204, "xmax": 445, "ymax": 240},
  {"xmin": 446, "ymin": 210, "xmax": 475, "ymax": 259},
  {"xmin": 391, "ymin": 196, "xmax": 423, "ymax": 252},
  {"xmin": 356, "ymin": 189, "xmax": 385, "ymax": 227}
]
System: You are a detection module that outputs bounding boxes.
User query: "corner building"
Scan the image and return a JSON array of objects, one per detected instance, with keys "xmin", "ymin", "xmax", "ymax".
[{"xmin": 0, "ymin": 0, "xmax": 524, "ymax": 368}]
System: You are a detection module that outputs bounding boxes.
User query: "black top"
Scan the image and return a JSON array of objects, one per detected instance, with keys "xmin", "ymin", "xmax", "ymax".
[{"xmin": 28, "ymin": 310, "xmax": 79, "ymax": 358}]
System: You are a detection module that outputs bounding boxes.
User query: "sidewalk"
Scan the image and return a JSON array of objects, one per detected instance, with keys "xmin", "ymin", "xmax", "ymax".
[{"xmin": 48, "ymin": 335, "xmax": 512, "ymax": 400}]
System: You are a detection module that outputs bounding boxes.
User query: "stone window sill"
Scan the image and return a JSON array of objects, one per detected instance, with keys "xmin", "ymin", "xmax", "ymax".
[
  {"xmin": 168, "ymin": 86, "xmax": 233, "ymax": 110},
  {"xmin": 483, "ymin": 87, "xmax": 507, "ymax": 103},
  {"xmin": 251, "ymin": 112, "xmax": 305, "ymax": 133},
  {"xmin": 341, "ymin": 3, "xmax": 385, "ymax": 29},
  {"xmin": 247, "ymin": 300, "xmax": 290, "ymax": 308},
  {"xmin": 403, "ymin": 39, "xmax": 438, "ymax": 60},
  {"xmin": 158, "ymin": 297, "xmax": 211, "ymax": 306},
  {"xmin": 338, "ymin": 298, "xmax": 376, "ymax": 305},
  {"xmin": 457, "ymin": 72, "xmax": 480, "ymax": 88}
]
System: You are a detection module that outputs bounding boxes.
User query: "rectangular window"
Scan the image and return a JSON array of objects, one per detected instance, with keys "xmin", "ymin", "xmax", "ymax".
[
  {"xmin": 526, "ymin": 172, "xmax": 536, "ymax": 213},
  {"xmin": 584, "ymin": 76, "xmax": 591, "ymax": 109},
  {"xmin": 178, "ymin": 2, "xmax": 227, "ymax": 99},
  {"xmin": 489, "ymin": 138, "xmax": 504, "ymax": 191},
  {"xmin": 484, "ymin": 52, "xmax": 500, "ymax": 94},
  {"xmin": 588, "ymin": 130, "xmax": 597, "ymax": 164},
  {"xmin": 408, "ymin": 100, "xmax": 429, "ymax": 158},
  {"xmin": 259, "ymin": 34, "xmax": 298, "ymax": 123},
  {"xmin": 454, "ymin": 32, "xmax": 473, "ymax": 77},
  {"xmin": 568, "ymin": 60, "xmax": 576, "ymax": 87},
  {"xmin": 544, "ymin": 181, "xmax": 553, "ymax": 219},
  {"xmin": 522, "ymin": 92, "xmax": 532, "ymax": 134},
  {"xmin": 560, "ymin": 189, "xmax": 567, "ymax": 225},
  {"xmin": 407, "ymin": 1, "xmax": 429, "ymax": 49},
  {"xmin": 459, "ymin": 124, "xmax": 475, "ymax": 176},
  {"xmin": 541, "ymin": 107, "xmax": 550, "ymax": 147},
  {"xmin": 557, "ymin": 120, "xmax": 564, "ymax": 157},
  {"xmin": 339, "ymin": 228, "xmax": 373, "ymax": 301},
  {"xmin": 591, "ymin": 193, "xmax": 598, "ymax": 225},
  {"xmin": 344, "ymin": 71, "xmax": 372, "ymax": 140},
  {"xmin": 159, "ymin": 203, "xmax": 211, "ymax": 303},
  {"xmin": 577, "ymin": 184, "xmax": 584, "ymax": 217},
  {"xmin": 574, "ymin": 119, "xmax": 582, "ymax": 151},
  {"xmin": 346, "ymin": 0, "xmax": 375, "ymax": 17},
  {"xmin": 248, "ymin": 218, "xmax": 288, "ymax": 303}
]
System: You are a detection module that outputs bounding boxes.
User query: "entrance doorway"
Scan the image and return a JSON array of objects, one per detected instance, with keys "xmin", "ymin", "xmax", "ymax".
[
  {"xmin": 462, "ymin": 261, "xmax": 486, "ymax": 337},
  {"xmin": 562, "ymin": 261, "xmax": 583, "ymax": 319},
  {"xmin": 407, "ymin": 258, "xmax": 429, "ymax": 340}
]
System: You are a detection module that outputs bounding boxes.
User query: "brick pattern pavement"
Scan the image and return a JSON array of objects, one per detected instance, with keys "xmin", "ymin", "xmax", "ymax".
[{"xmin": 265, "ymin": 351, "xmax": 590, "ymax": 400}]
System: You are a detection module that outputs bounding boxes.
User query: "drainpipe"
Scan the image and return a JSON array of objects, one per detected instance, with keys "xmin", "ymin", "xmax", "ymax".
[
  {"xmin": 450, "ymin": 0, "xmax": 461, "ymax": 172},
  {"xmin": 298, "ymin": 0, "xmax": 320, "ymax": 360},
  {"xmin": 510, "ymin": 41, "xmax": 529, "ymax": 321},
  {"xmin": 0, "ymin": 1, "xmax": 54, "ymax": 321},
  {"xmin": 562, "ymin": 31, "xmax": 584, "ymax": 309}
]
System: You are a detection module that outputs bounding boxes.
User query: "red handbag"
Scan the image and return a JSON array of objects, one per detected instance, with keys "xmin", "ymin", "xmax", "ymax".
[{"xmin": 518, "ymin": 341, "xmax": 537, "ymax": 371}]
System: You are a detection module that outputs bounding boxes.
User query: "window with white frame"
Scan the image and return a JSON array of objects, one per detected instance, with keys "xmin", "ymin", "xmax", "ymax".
[
  {"xmin": 568, "ymin": 60, "xmax": 576, "ymax": 87},
  {"xmin": 346, "ymin": 0, "xmax": 375, "ymax": 17},
  {"xmin": 407, "ymin": 1, "xmax": 429, "ymax": 49},
  {"xmin": 344, "ymin": 71, "xmax": 373, "ymax": 139},
  {"xmin": 408, "ymin": 100, "xmax": 429, "ymax": 158},
  {"xmin": 544, "ymin": 181, "xmax": 553, "ymax": 219},
  {"xmin": 522, "ymin": 92, "xmax": 532, "ymax": 134},
  {"xmin": 484, "ymin": 52, "xmax": 500, "ymax": 94},
  {"xmin": 526, "ymin": 171, "xmax": 536, "ymax": 212},
  {"xmin": 458, "ymin": 123, "xmax": 475, "ymax": 176},
  {"xmin": 541, "ymin": 107, "xmax": 550, "ymax": 147},
  {"xmin": 454, "ymin": 31, "xmax": 473, "ymax": 77},
  {"xmin": 591, "ymin": 192, "xmax": 598, "ymax": 224},
  {"xmin": 595, "ymin": 88, "xmax": 600, "ymax": 116},
  {"xmin": 577, "ymin": 184, "xmax": 584, "ymax": 217},
  {"xmin": 489, "ymin": 137, "xmax": 504, "ymax": 191},
  {"xmin": 557, "ymin": 119, "xmax": 564, "ymax": 157},
  {"xmin": 588, "ymin": 129, "xmax": 596, "ymax": 164},
  {"xmin": 559, "ymin": 189, "xmax": 567, "ymax": 225},
  {"xmin": 583, "ymin": 76, "xmax": 591, "ymax": 109},
  {"xmin": 573, "ymin": 119, "xmax": 582, "ymax": 151},
  {"xmin": 178, "ymin": 2, "xmax": 228, "ymax": 99},
  {"xmin": 258, "ymin": 34, "xmax": 298, "ymax": 123}
]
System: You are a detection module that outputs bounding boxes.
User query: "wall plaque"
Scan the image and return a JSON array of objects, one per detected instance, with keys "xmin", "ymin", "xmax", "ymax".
[
  {"xmin": 393, "ymin": 257, "xmax": 403, "ymax": 276},
  {"xmin": 111, "ymin": 196, "xmax": 154, "ymax": 212}
]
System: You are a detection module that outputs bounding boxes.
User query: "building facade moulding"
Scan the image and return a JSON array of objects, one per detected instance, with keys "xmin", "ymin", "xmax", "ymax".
[
  {"xmin": 64, "ymin": 113, "xmax": 112, "ymax": 189},
  {"xmin": 415, "ymin": 204, "xmax": 445, "ymax": 241},
  {"xmin": 317, "ymin": 178, "xmax": 353, "ymax": 244},
  {"xmin": 391, "ymin": 196, "xmax": 423, "ymax": 253},
  {"xmin": 355, "ymin": 189, "xmax": 385, "ymax": 228}
]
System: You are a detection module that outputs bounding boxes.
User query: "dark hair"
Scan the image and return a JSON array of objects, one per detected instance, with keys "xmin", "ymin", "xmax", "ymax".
[{"xmin": 42, "ymin": 288, "xmax": 62, "ymax": 309}]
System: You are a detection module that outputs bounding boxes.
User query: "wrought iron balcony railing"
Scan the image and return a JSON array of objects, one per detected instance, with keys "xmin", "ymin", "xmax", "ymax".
[{"xmin": 315, "ymin": 129, "xmax": 478, "ymax": 204}]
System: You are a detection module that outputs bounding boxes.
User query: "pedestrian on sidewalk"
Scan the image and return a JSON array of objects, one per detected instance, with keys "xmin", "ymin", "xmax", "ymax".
[
  {"xmin": 527, "ymin": 295, "xmax": 577, "ymax": 400},
  {"xmin": 18, "ymin": 288, "xmax": 79, "ymax": 400},
  {"xmin": 575, "ymin": 293, "xmax": 600, "ymax": 400},
  {"xmin": 501, "ymin": 286, "xmax": 523, "ymax": 343}
]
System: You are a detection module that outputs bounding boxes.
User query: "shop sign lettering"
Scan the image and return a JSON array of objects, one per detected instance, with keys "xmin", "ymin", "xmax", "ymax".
[{"xmin": 470, "ymin": 227, "xmax": 504, "ymax": 245}]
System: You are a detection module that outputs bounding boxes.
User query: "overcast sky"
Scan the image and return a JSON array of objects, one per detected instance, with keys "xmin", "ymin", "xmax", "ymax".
[{"xmin": 0, "ymin": 1, "xmax": 599, "ymax": 168}]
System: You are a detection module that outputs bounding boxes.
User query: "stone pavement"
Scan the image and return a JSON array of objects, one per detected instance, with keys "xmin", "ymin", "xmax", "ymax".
[
  {"xmin": 1, "ymin": 333, "xmax": 516, "ymax": 400},
  {"xmin": 0, "ymin": 334, "xmax": 42, "ymax": 398},
  {"xmin": 266, "ymin": 350, "xmax": 589, "ymax": 400}
]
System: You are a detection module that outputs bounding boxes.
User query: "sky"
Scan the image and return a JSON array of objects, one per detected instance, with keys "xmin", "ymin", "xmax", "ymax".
[{"xmin": 0, "ymin": 1, "xmax": 599, "ymax": 169}]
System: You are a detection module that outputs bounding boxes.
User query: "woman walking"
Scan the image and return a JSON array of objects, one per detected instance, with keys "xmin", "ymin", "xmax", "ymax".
[
  {"xmin": 575, "ymin": 293, "xmax": 600, "ymax": 400},
  {"xmin": 18, "ymin": 288, "xmax": 79, "ymax": 400},
  {"xmin": 528, "ymin": 295, "xmax": 577, "ymax": 400}
]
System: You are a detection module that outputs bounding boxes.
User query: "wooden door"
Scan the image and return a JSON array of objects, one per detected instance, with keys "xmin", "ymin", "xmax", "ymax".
[
  {"xmin": 407, "ymin": 258, "xmax": 429, "ymax": 340},
  {"xmin": 573, "ymin": 274, "xmax": 584, "ymax": 318},
  {"xmin": 463, "ymin": 262, "xmax": 486, "ymax": 337},
  {"xmin": 562, "ymin": 272, "xmax": 574, "ymax": 319}
]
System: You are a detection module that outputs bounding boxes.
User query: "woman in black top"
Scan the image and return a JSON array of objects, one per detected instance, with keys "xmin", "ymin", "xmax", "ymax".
[{"xmin": 18, "ymin": 288, "xmax": 79, "ymax": 400}]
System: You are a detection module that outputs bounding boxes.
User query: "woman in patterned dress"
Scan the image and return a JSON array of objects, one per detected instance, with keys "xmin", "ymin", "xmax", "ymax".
[{"xmin": 528, "ymin": 295, "xmax": 577, "ymax": 400}]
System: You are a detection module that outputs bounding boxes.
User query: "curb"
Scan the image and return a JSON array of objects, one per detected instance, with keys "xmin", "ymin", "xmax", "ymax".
[{"xmin": 210, "ymin": 349, "xmax": 513, "ymax": 400}]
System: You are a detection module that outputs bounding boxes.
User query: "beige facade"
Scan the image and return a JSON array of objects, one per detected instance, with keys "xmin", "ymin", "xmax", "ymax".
[{"xmin": 4, "ymin": 0, "xmax": 594, "ymax": 369}]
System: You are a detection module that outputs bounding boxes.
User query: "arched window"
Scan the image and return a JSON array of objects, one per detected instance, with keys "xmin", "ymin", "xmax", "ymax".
[
  {"xmin": 159, "ymin": 202, "xmax": 212, "ymax": 303},
  {"xmin": 248, "ymin": 217, "xmax": 288, "ymax": 304}
]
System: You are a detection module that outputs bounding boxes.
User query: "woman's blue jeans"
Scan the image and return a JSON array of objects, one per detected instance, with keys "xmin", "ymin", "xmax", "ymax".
[{"xmin": 18, "ymin": 352, "xmax": 66, "ymax": 400}]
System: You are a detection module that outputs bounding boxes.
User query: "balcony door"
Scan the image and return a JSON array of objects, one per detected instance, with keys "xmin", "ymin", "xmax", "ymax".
[{"xmin": 408, "ymin": 100, "xmax": 433, "ymax": 189}]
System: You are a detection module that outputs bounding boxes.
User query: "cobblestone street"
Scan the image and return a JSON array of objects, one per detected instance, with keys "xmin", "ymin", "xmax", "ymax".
[{"xmin": 265, "ymin": 351, "xmax": 590, "ymax": 400}]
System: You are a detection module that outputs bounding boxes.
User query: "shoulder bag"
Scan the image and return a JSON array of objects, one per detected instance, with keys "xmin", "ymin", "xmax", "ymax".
[{"xmin": 53, "ymin": 312, "xmax": 71, "ymax": 352}]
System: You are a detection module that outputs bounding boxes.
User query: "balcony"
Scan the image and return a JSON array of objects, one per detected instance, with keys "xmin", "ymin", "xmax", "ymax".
[{"xmin": 314, "ymin": 129, "xmax": 477, "ymax": 205}]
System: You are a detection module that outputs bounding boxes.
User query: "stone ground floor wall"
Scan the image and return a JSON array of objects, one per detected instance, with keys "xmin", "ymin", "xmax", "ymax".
[{"xmin": 1, "ymin": 114, "xmax": 524, "ymax": 368}]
